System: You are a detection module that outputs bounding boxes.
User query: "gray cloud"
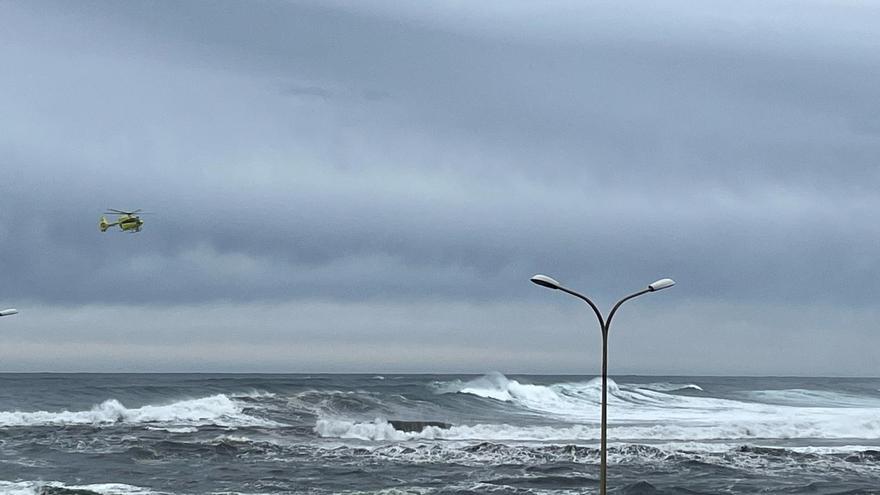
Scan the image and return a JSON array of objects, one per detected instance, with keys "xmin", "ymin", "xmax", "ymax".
[
  {"xmin": 280, "ymin": 84, "xmax": 333, "ymax": 100},
  {"xmin": 1, "ymin": 1, "xmax": 878, "ymax": 373},
  {"xmin": 1, "ymin": 299, "xmax": 877, "ymax": 376}
]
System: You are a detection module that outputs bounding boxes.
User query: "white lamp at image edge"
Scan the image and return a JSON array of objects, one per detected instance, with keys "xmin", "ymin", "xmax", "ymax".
[{"xmin": 0, "ymin": 309, "xmax": 18, "ymax": 317}]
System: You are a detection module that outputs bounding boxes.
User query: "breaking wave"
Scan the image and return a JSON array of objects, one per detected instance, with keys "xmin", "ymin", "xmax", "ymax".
[
  {"xmin": 315, "ymin": 415, "xmax": 880, "ymax": 442},
  {"xmin": 0, "ymin": 481, "xmax": 154, "ymax": 495},
  {"xmin": 432, "ymin": 372, "xmax": 704, "ymax": 420},
  {"xmin": 0, "ymin": 394, "xmax": 278, "ymax": 428},
  {"xmin": 641, "ymin": 382, "xmax": 704, "ymax": 392},
  {"xmin": 316, "ymin": 373, "xmax": 880, "ymax": 442}
]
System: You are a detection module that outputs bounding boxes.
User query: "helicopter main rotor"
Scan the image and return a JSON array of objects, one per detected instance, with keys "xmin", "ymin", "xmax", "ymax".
[{"xmin": 104, "ymin": 209, "xmax": 144, "ymax": 216}]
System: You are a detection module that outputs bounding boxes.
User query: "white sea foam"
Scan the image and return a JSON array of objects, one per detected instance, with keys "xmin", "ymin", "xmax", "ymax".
[
  {"xmin": 309, "ymin": 439, "xmax": 880, "ymax": 479},
  {"xmin": 745, "ymin": 389, "xmax": 880, "ymax": 408},
  {"xmin": 0, "ymin": 394, "xmax": 279, "ymax": 428},
  {"xmin": 210, "ymin": 433, "xmax": 254, "ymax": 443},
  {"xmin": 229, "ymin": 390, "xmax": 277, "ymax": 399},
  {"xmin": 641, "ymin": 382, "xmax": 704, "ymax": 392},
  {"xmin": 435, "ymin": 373, "xmax": 703, "ymax": 420},
  {"xmin": 145, "ymin": 426, "xmax": 199, "ymax": 433},
  {"xmin": 315, "ymin": 415, "xmax": 880, "ymax": 442},
  {"xmin": 286, "ymin": 389, "xmax": 390, "ymax": 417},
  {"xmin": 0, "ymin": 481, "xmax": 154, "ymax": 495},
  {"xmin": 418, "ymin": 373, "xmax": 880, "ymax": 442},
  {"xmin": 435, "ymin": 372, "xmax": 600, "ymax": 413}
]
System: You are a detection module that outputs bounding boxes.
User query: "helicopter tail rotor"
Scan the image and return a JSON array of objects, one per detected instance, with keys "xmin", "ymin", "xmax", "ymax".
[{"xmin": 99, "ymin": 216, "xmax": 111, "ymax": 232}]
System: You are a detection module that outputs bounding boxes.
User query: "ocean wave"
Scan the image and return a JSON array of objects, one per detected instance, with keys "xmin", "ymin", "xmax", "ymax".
[
  {"xmin": 313, "ymin": 440, "xmax": 880, "ymax": 475},
  {"xmin": 144, "ymin": 426, "xmax": 199, "ymax": 433},
  {"xmin": 745, "ymin": 389, "xmax": 880, "ymax": 408},
  {"xmin": 228, "ymin": 389, "xmax": 277, "ymax": 399},
  {"xmin": 432, "ymin": 373, "xmax": 700, "ymax": 419},
  {"xmin": 286, "ymin": 389, "xmax": 395, "ymax": 418},
  {"xmin": 641, "ymin": 382, "xmax": 704, "ymax": 392},
  {"xmin": 434, "ymin": 372, "xmax": 600, "ymax": 409},
  {"xmin": 0, "ymin": 481, "xmax": 154, "ymax": 495},
  {"xmin": 0, "ymin": 394, "xmax": 279, "ymax": 428},
  {"xmin": 316, "ymin": 412, "xmax": 880, "ymax": 442},
  {"xmin": 428, "ymin": 374, "xmax": 880, "ymax": 440}
]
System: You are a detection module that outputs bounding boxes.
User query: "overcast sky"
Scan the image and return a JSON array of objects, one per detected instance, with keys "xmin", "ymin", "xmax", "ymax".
[{"xmin": 1, "ymin": 1, "xmax": 878, "ymax": 374}]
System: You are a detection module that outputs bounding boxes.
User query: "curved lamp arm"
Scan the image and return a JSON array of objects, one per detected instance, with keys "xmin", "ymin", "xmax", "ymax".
[
  {"xmin": 606, "ymin": 278, "xmax": 676, "ymax": 332},
  {"xmin": 531, "ymin": 274, "xmax": 605, "ymax": 329},
  {"xmin": 558, "ymin": 286, "xmax": 606, "ymax": 331},
  {"xmin": 532, "ymin": 275, "xmax": 675, "ymax": 333},
  {"xmin": 605, "ymin": 289, "xmax": 650, "ymax": 332}
]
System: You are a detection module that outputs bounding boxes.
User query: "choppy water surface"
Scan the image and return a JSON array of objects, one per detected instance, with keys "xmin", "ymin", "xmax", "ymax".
[{"xmin": 1, "ymin": 373, "xmax": 879, "ymax": 494}]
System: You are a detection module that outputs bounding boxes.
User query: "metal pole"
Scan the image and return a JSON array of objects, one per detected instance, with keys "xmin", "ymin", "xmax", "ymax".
[
  {"xmin": 600, "ymin": 326, "xmax": 609, "ymax": 495},
  {"xmin": 599, "ymin": 288, "xmax": 649, "ymax": 495},
  {"xmin": 531, "ymin": 275, "xmax": 670, "ymax": 495}
]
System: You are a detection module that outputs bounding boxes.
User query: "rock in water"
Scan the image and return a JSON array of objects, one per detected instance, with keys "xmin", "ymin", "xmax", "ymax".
[{"xmin": 388, "ymin": 420, "xmax": 452, "ymax": 432}]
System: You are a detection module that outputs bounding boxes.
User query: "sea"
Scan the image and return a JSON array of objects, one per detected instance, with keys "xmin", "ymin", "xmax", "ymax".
[{"xmin": 0, "ymin": 373, "xmax": 878, "ymax": 495}]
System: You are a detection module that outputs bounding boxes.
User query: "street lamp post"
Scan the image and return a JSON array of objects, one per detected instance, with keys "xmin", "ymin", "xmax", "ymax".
[{"xmin": 530, "ymin": 274, "xmax": 674, "ymax": 495}]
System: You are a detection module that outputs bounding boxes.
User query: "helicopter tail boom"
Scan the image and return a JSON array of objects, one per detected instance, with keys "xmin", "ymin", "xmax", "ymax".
[{"xmin": 99, "ymin": 216, "xmax": 115, "ymax": 232}]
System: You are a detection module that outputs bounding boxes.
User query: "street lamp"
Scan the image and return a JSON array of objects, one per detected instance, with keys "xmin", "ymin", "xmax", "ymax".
[
  {"xmin": 0, "ymin": 309, "xmax": 17, "ymax": 317},
  {"xmin": 530, "ymin": 274, "xmax": 674, "ymax": 495}
]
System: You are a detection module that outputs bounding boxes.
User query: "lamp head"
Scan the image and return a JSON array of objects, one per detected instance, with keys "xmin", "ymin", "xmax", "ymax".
[
  {"xmin": 530, "ymin": 274, "xmax": 562, "ymax": 290},
  {"xmin": 0, "ymin": 309, "xmax": 18, "ymax": 317},
  {"xmin": 648, "ymin": 278, "xmax": 675, "ymax": 292}
]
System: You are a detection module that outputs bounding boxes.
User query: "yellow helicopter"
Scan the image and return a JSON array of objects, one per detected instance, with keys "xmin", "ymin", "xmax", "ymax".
[{"xmin": 99, "ymin": 209, "xmax": 145, "ymax": 233}]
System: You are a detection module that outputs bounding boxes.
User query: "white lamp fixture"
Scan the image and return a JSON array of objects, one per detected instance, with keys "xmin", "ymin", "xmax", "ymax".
[
  {"xmin": 648, "ymin": 278, "xmax": 676, "ymax": 292},
  {"xmin": 530, "ymin": 274, "xmax": 562, "ymax": 290}
]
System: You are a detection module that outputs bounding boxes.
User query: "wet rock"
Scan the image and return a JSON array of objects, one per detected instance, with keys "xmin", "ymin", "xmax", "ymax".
[{"xmin": 388, "ymin": 420, "xmax": 452, "ymax": 432}]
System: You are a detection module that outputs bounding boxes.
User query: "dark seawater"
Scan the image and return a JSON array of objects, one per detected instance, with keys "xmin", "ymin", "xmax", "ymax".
[{"xmin": 1, "ymin": 373, "xmax": 879, "ymax": 494}]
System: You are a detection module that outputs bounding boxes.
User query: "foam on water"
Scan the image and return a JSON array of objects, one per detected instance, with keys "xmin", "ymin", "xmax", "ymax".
[
  {"xmin": 434, "ymin": 372, "xmax": 605, "ymax": 413},
  {"xmin": 229, "ymin": 390, "xmax": 277, "ymax": 399},
  {"xmin": 745, "ymin": 389, "xmax": 880, "ymax": 408},
  {"xmin": 396, "ymin": 374, "xmax": 880, "ymax": 442},
  {"xmin": 307, "ymin": 440, "xmax": 880, "ymax": 479},
  {"xmin": 640, "ymin": 382, "xmax": 704, "ymax": 392},
  {"xmin": 0, "ymin": 394, "xmax": 279, "ymax": 428},
  {"xmin": 0, "ymin": 481, "xmax": 154, "ymax": 495},
  {"xmin": 145, "ymin": 426, "xmax": 199, "ymax": 433},
  {"xmin": 434, "ymin": 372, "xmax": 708, "ymax": 418},
  {"xmin": 2, "ymin": 374, "xmax": 879, "ymax": 494},
  {"xmin": 315, "ymin": 414, "xmax": 880, "ymax": 442},
  {"xmin": 286, "ymin": 389, "xmax": 393, "ymax": 417}
]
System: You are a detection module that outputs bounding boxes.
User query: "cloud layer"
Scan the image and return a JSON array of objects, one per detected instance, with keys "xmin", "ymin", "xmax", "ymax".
[{"xmin": 1, "ymin": 1, "xmax": 878, "ymax": 373}]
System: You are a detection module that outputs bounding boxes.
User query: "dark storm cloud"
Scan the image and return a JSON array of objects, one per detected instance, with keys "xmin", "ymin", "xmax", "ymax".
[
  {"xmin": 5, "ymin": 3, "xmax": 880, "ymax": 306},
  {"xmin": 1, "ymin": 1, "xmax": 879, "ymax": 373}
]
